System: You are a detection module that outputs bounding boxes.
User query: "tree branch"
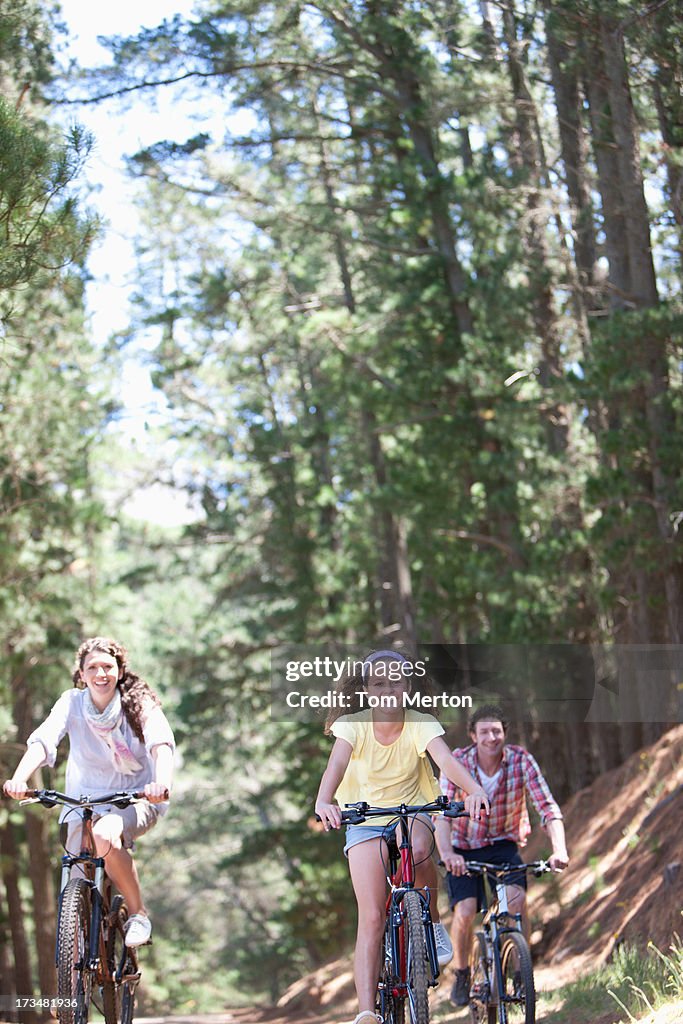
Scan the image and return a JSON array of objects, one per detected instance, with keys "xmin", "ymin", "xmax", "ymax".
[{"xmin": 437, "ymin": 528, "xmax": 527, "ymax": 568}]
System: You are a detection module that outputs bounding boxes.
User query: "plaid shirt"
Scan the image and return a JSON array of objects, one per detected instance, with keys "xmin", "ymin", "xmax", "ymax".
[{"xmin": 440, "ymin": 743, "xmax": 562, "ymax": 850}]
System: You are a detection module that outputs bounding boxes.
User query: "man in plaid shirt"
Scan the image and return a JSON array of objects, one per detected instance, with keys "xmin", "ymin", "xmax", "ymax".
[{"xmin": 434, "ymin": 703, "xmax": 569, "ymax": 1006}]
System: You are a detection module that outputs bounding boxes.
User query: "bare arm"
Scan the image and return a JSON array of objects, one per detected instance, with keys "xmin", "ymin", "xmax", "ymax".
[
  {"xmin": 434, "ymin": 815, "xmax": 468, "ymax": 875},
  {"xmin": 145, "ymin": 743, "xmax": 174, "ymax": 803},
  {"xmin": 545, "ymin": 817, "xmax": 569, "ymax": 870},
  {"xmin": 3, "ymin": 743, "xmax": 48, "ymax": 798},
  {"xmin": 426, "ymin": 736, "xmax": 490, "ymax": 819},
  {"xmin": 314, "ymin": 737, "xmax": 353, "ymax": 830}
]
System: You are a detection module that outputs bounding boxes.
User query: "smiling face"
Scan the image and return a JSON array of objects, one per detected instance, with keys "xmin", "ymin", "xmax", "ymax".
[
  {"xmin": 364, "ymin": 658, "xmax": 411, "ymax": 715},
  {"xmin": 80, "ymin": 649, "xmax": 121, "ymax": 711},
  {"xmin": 471, "ymin": 718, "xmax": 506, "ymax": 761}
]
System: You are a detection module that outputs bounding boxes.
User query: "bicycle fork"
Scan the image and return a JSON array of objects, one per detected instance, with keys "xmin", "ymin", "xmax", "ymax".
[
  {"xmin": 389, "ymin": 889, "xmax": 440, "ymax": 986},
  {"xmin": 419, "ymin": 892, "xmax": 440, "ymax": 984},
  {"xmin": 57, "ymin": 854, "xmax": 107, "ymax": 971}
]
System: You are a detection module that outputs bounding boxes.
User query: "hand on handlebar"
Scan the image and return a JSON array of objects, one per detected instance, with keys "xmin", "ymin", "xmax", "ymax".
[
  {"xmin": 548, "ymin": 852, "xmax": 569, "ymax": 871},
  {"xmin": 143, "ymin": 782, "xmax": 170, "ymax": 804},
  {"xmin": 442, "ymin": 852, "xmax": 468, "ymax": 876},
  {"xmin": 3, "ymin": 779, "xmax": 31, "ymax": 800},
  {"xmin": 464, "ymin": 789, "xmax": 490, "ymax": 820},
  {"xmin": 315, "ymin": 800, "xmax": 342, "ymax": 831}
]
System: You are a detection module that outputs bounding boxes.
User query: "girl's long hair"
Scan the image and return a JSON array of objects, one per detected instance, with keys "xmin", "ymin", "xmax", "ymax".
[
  {"xmin": 72, "ymin": 636, "xmax": 161, "ymax": 742},
  {"xmin": 324, "ymin": 669, "xmax": 365, "ymax": 734},
  {"xmin": 323, "ymin": 653, "xmax": 437, "ymax": 734}
]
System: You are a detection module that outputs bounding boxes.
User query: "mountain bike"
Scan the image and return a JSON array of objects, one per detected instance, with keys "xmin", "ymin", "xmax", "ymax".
[
  {"xmin": 465, "ymin": 859, "xmax": 552, "ymax": 1024},
  {"xmin": 325, "ymin": 796, "xmax": 468, "ymax": 1024},
  {"xmin": 20, "ymin": 789, "xmax": 144, "ymax": 1024}
]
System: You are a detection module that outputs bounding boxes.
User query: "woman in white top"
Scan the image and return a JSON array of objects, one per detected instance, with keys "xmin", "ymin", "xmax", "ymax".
[{"xmin": 3, "ymin": 636, "xmax": 175, "ymax": 947}]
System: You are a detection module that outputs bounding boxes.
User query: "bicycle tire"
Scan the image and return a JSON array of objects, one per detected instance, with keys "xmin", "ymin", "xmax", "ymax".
[
  {"xmin": 499, "ymin": 931, "xmax": 534, "ymax": 1024},
  {"xmin": 403, "ymin": 891, "xmax": 429, "ymax": 1024},
  {"xmin": 57, "ymin": 879, "xmax": 92, "ymax": 1024},
  {"xmin": 103, "ymin": 896, "xmax": 138, "ymax": 1024},
  {"xmin": 469, "ymin": 931, "xmax": 496, "ymax": 1024}
]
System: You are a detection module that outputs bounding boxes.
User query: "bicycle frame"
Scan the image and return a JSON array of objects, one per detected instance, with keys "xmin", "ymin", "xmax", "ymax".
[
  {"xmin": 319, "ymin": 797, "xmax": 467, "ymax": 1024},
  {"xmin": 383, "ymin": 813, "xmax": 439, "ymax": 992},
  {"xmin": 466, "ymin": 859, "xmax": 550, "ymax": 1023},
  {"xmin": 477, "ymin": 867, "xmax": 524, "ymax": 1008},
  {"xmin": 21, "ymin": 788, "xmax": 144, "ymax": 1023}
]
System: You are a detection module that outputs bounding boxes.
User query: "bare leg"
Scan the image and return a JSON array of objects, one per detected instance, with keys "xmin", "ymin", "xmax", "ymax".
[
  {"xmin": 450, "ymin": 896, "xmax": 476, "ymax": 969},
  {"xmin": 348, "ymin": 838, "xmax": 389, "ymax": 1015},
  {"xmin": 92, "ymin": 813, "xmax": 145, "ymax": 916},
  {"xmin": 408, "ymin": 818, "xmax": 443, "ymax": 923},
  {"xmin": 506, "ymin": 883, "xmax": 528, "ymax": 942}
]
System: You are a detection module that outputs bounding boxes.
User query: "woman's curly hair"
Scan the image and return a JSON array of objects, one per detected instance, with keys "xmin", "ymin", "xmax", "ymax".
[{"xmin": 72, "ymin": 637, "xmax": 161, "ymax": 743}]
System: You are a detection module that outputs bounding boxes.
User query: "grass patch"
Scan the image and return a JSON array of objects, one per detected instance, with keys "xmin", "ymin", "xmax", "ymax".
[{"xmin": 536, "ymin": 937, "xmax": 683, "ymax": 1023}]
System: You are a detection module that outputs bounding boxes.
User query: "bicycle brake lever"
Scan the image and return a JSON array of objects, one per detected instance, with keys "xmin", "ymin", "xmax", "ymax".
[{"xmin": 21, "ymin": 795, "xmax": 57, "ymax": 807}]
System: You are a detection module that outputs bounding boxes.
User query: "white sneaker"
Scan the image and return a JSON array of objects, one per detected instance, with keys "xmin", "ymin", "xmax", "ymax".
[
  {"xmin": 433, "ymin": 922, "xmax": 454, "ymax": 967},
  {"xmin": 124, "ymin": 913, "xmax": 152, "ymax": 947}
]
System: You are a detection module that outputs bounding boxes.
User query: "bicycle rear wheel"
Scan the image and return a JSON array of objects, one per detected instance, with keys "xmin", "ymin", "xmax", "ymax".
[
  {"xmin": 499, "ymin": 931, "xmax": 534, "ymax": 1024},
  {"xmin": 103, "ymin": 896, "xmax": 139, "ymax": 1024},
  {"xmin": 469, "ymin": 932, "xmax": 495, "ymax": 1024},
  {"xmin": 403, "ymin": 891, "xmax": 429, "ymax": 1024},
  {"xmin": 57, "ymin": 879, "xmax": 92, "ymax": 1024}
]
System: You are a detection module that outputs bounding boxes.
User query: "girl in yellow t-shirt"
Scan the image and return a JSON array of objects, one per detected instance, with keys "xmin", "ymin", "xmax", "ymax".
[{"xmin": 315, "ymin": 650, "xmax": 488, "ymax": 1024}]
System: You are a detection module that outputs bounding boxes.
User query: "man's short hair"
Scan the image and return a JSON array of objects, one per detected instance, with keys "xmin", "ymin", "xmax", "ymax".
[{"xmin": 468, "ymin": 703, "xmax": 508, "ymax": 734}]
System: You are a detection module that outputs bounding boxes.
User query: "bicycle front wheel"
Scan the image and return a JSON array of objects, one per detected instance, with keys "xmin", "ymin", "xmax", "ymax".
[
  {"xmin": 57, "ymin": 879, "xmax": 92, "ymax": 1024},
  {"xmin": 469, "ymin": 932, "xmax": 495, "ymax": 1024},
  {"xmin": 499, "ymin": 931, "xmax": 534, "ymax": 1024},
  {"xmin": 103, "ymin": 896, "xmax": 138, "ymax": 1024},
  {"xmin": 403, "ymin": 891, "xmax": 429, "ymax": 1024}
]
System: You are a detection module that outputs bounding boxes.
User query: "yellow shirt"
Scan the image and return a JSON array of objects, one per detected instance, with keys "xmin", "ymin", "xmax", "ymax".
[{"xmin": 331, "ymin": 710, "xmax": 444, "ymax": 825}]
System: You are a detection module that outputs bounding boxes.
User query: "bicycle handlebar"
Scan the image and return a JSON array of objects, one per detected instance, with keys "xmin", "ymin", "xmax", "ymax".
[
  {"xmin": 18, "ymin": 788, "xmax": 149, "ymax": 810},
  {"xmin": 317, "ymin": 797, "xmax": 468, "ymax": 826}
]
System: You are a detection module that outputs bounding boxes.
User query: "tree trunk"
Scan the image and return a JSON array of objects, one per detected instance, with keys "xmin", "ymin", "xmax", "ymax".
[
  {"xmin": 582, "ymin": 36, "xmax": 632, "ymax": 307},
  {"xmin": 0, "ymin": 874, "xmax": 18, "ymax": 1017},
  {"xmin": 501, "ymin": 4, "xmax": 569, "ymax": 458},
  {"xmin": 544, "ymin": 4, "xmax": 598, "ymax": 300},
  {"xmin": 362, "ymin": 407, "xmax": 418, "ymax": 648},
  {"xmin": 599, "ymin": 18, "xmax": 658, "ymax": 307},
  {"xmin": 652, "ymin": 66, "xmax": 683, "ymax": 257},
  {"xmin": 0, "ymin": 820, "xmax": 37, "ymax": 1024},
  {"xmin": 25, "ymin": 808, "xmax": 57, "ymax": 1002}
]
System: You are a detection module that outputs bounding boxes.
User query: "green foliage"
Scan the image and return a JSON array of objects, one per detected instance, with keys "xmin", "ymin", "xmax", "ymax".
[
  {"xmin": 0, "ymin": 99, "xmax": 97, "ymax": 294},
  {"xmin": 3, "ymin": 0, "xmax": 683, "ymax": 1011}
]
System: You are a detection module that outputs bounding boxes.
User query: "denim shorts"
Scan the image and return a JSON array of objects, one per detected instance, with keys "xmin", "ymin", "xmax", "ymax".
[{"xmin": 343, "ymin": 813, "xmax": 433, "ymax": 857}]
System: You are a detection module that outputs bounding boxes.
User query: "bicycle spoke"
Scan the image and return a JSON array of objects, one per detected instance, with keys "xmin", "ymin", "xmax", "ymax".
[
  {"xmin": 468, "ymin": 931, "xmax": 495, "ymax": 1024},
  {"xmin": 403, "ymin": 892, "xmax": 429, "ymax": 1024},
  {"xmin": 57, "ymin": 880, "xmax": 92, "ymax": 1024},
  {"xmin": 499, "ymin": 932, "xmax": 534, "ymax": 1024}
]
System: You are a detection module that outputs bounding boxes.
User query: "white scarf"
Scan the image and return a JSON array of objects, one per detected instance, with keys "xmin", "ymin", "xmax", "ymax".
[{"xmin": 82, "ymin": 688, "xmax": 144, "ymax": 775}]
